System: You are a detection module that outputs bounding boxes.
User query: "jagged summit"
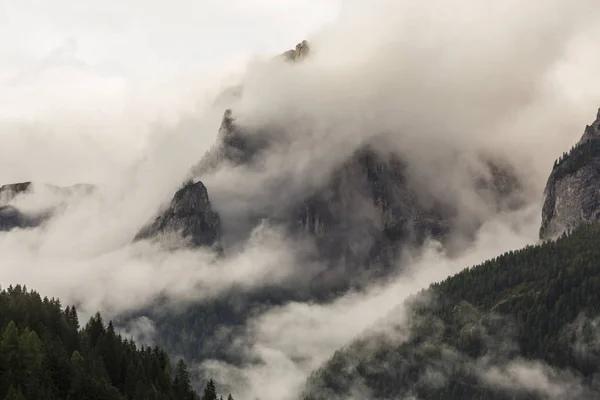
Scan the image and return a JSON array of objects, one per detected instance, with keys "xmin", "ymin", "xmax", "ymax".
[
  {"xmin": 133, "ymin": 180, "xmax": 221, "ymax": 249},
  {"xmin": 0, "ymin": 182, "xmax": 33, "ymax": 204},
  {"xmin": 579, "ymin": 108, "xmax": 600, "ymax": 143},
  {"xmin": 146, "ymin": 36, "xmax": 525, "ymax": 276},
  {"xmin": 283, "ymin": 40, "xmax": 310, "ymax": 62}
]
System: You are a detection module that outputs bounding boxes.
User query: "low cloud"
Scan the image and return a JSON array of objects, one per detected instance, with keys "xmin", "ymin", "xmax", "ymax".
[
  {"xmin": 1, "ymin": 1, "xmax": 600, "ymax": 399},
  {"xmin": 119, "ymin": 316, "xmax": 157, "ymax": 347},
  {"xmin": 201, "ymin": 206, "xmax": 541, "ymax": 399}
]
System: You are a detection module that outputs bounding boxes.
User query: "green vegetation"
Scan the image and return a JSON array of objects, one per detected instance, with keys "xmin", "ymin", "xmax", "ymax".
[
  {"xmin": 0, "ymin": 285, "xmax": 234, "ymax": 400},
  {"xmin": 304, "ymin": 225, "xmax": 600, "ymax": 399},
  {"xmin": 552, "ymin": 136, "xmax": 600, "ymax": 180}
]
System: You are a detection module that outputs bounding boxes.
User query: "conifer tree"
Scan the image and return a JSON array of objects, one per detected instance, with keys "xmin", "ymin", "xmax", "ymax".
[{"xmin": 201, "ymin": 379, "xmax": 218, "ymax": 400}]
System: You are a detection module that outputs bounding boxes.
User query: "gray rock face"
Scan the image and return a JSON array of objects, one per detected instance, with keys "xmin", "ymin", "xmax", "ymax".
[
  {"xmin": 190, "ymin": 108, "xmax": 523, "ymax": 284},
  {"xmin": 540, "ymin": 108, "xmax": 600, "ymax": 239},
  {"xmin": 134, "ymin": 181, "xmax": 221, "ymax": 248},
  {"xmin": 0, "ymin": 205, "xmax": 42, "ymax": 232},
  {"xmin": 292, "ymin": 146, "xmax": 523, "ymax": 285},
  {"xmin": 0, "ymin": 181, "xmax": 95, "ymax": 232},
  {"xmin": 579, "ymin": 108, "xmax": 600, "ymax": 143},
  {"xmin": 293, "ymin": 146, "xmax": 452, "ymax": 279},
  {"xmin": 283, "ymin": 40, "xmax": 310, "ymax": 62},
  {"xmin": 0, "ymin": 182, "xmax": 41, "ymax": 232},
  {"xmin": 0, "ymin": 182, "xmax": 33, "ymax": 204}
]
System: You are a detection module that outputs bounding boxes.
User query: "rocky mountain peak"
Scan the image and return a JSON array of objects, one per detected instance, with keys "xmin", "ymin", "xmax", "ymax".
[
  {"xmin": 579, "ymin": 108, "xmax": 600, "ymax": 143},
  {"xmin": 133, "ymin": 180, "xmax": 221, "ymax": 248},
  {"xmin": 283, "ymin": 40, "xmax": 310, "ymax": 62},
  {"xmin": 0, "ymin": 182, "xmax": 33, "ymax": 204},
  {"xmin": 540, "ymin": 108, "xmax": 600, "ymax": 239}
]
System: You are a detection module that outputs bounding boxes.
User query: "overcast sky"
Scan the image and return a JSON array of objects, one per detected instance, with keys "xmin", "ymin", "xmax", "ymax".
[
  {"xmin": 0, "ymin": 0, "xmax": 344, "ymax": 184},
  {"xmin": 0, "ymin": 0, "xmax": 340, "ymax": 79},
  {"xmin": 1, "ymin": 0, "xmax": 599, "ymax": 186}
]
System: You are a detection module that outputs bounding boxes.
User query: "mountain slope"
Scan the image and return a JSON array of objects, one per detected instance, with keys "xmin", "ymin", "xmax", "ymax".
[
  {"xmin": 126, "ymin": 114, "xmax": 527, "ymax": 374},
  {"xmin": 123, "ymin": 41, "xmax": 529, "ymax": 378},
  {"xmin": 134, "ymin": 180, "xmax": 221, "ymax": 249},
  {"xmin": 302, "ymin": 225, "xmax": 600, "ymax": 399},
  {"xmin": 0, "ymin": 284, "xmax": 203, "ymax": 400}
]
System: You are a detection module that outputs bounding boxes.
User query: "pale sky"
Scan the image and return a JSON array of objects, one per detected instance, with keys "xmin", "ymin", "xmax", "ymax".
[
  {"xmin": 0, "ymin": 0, "xmax": 341, "ymax": 78},
  {"xmin": 0, "ymin": 1, "xmax": 343, "ymax": 185},
  {"xmin": 1, "ymin": 0, "xmax": 598, "ymax": 186}
]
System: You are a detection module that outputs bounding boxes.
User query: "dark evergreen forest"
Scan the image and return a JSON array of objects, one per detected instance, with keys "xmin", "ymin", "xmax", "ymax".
[
  {"xmin": 0, "ymin": 285, "xmax": 234, "ymax": 400},
  {"xmin": 304, "ymin": 224, "xmax": 600, "ymax": 399}
]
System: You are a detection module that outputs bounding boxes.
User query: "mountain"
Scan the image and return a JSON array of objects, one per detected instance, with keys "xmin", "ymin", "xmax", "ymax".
[
  {"xmin": 0, "ymin": 182, "xmax": 33, "ymax": 203},
  {"xmin": 283, "ymin": 40, "xmax": 310, "ymax": 62},
  {"xmin": 134, "ymin": 180, "xmax": 221, "ymax": 249},
  {"xmin": 0, "ymin": 205, "xmax": 46, "ymax": 232},
  {"xmin": 540, "ymin": 109, "xmax": 600, "ymax": 239},
  {"xmin": 147, "ymin": 47, "xmax": 525, "ymax": 283},
  {"xmin": 0, "ymin": 181, "xmax": 95, "ymax": 232},
  {"xmin": 1, "ymin": 39, "xmax": 574, "ymax": 398},
  {"xmin": 123, "ymin": 41, "xmax": 530, "ymax": 379},
  {"xmin": 301, "ymin": 109, "xmax": 600, "ymax": 400},
  {"xmin": 0, "ymin": 182, "xmax": 49, "ymax": 232},
  {"xmin": 0, "ymin": 284, "xmax": 208, "ymax": 400},
  {"xmin": 301, "ymin": 224, "xmax": 600, "ymax": 400}
]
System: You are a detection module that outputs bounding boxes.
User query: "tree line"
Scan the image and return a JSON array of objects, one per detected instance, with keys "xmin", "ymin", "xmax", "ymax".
[
  {"xmin": 0, "ymin": 284, "xmax": 236, "ymax": 400},
  {"xmin": 304, "ymin": 224, "xmax": 600, "ymax": 399}
]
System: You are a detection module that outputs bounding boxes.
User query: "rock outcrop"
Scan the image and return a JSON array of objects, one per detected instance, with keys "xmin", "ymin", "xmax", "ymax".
[
  {"xmin": 134, "ymin": 181, "xmax": 221, "ymax": 248},
  {"xmin": 292, "ymin": 146, "xmax": 452, "ymax": 279},
  {"xmin": 540, "ymin": 108, "xmax": 600, "ymax": 239},
  {"xmin": 283, "ymin": 40, "xmax": 310, "ymax": 62},
  {"xmin": 0, "ymin": 181, "xmax": 96, "ymax": 232},
  {"xmin": 0, "ymin": 205, "xmax": 44, "ymax": 232},
  {"xmin": 0, "ymin": 182, "xmax": 33, "ymax": 204}
]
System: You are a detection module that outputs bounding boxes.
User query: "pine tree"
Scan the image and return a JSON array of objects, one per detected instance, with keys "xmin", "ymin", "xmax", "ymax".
[
  {"xmin": 1, "ymin": 322, "xmax": 22, "ymax": 392},
  {"xmin": 174, "ymin": 359, "xmax": 195, "ymax": 399},
  {"xmin": 3, "ymin": 386, "xmax": 25, "ymax": 400},
  {"xmin": 201, "ymin": 379, "xmax": 218, "ymax": 400},
  {"xmin": 0, "ymin": 287, "xmax": 204, "ymax": 399},
  {"xmin": 68, "ymin": 306, "xmax": 80, "ymax": 330}
]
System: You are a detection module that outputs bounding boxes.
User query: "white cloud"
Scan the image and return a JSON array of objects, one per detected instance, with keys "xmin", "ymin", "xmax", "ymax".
[{"xmin": 1, "ymin": 1, "xmax": 600, "ymax": 399}]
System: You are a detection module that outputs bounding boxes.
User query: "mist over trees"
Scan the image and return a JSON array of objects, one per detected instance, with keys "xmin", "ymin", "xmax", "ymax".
[
  {"xmin": 0, "ymin": 284, "xmax": 233, "ymax": 400},
  {"xmin": 303, "ymin": 224, "xmax": 600, "ymax": 399}
]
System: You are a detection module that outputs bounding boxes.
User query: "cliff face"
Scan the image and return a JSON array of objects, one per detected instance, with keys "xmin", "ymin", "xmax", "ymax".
[
  {"xmin": 134, "ymin": 181, "xmax": 221, "ymax": 248},
  {"xmin": 540, "ymin": 108, "xmax": 600, "ymax": 239},
  {"xmin": 0, "ymin": 206, "xmax": 43, "ymax": 232},
  {"xmin": 0, "ymin": 182, "xmax": 33, "ymax": 204},
  {"xmin": 0, "ymin": 182, "xmax": 95, "ymax": 232},
  {"xmin": 148, "ymin": 99, "xmax": 523, "ymax": 290},
  {"xmin": 283, "ymin": 40, "xmax": 310, "ymax": 61},
  {"xmin": 292, "ymin": 145, "xmax": 452, "ymax": 279},
  {"xmin": 0, "ymin": 183, "xmax": 35, "ymax": 231}
]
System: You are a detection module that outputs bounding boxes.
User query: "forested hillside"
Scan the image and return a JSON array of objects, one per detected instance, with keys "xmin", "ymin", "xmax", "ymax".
[
  {"xmin": 0, "ymin": 285, "xmax": 232, "ymax": 400},
  {"xmin": 303, "ymin": 225, "xmax": 600, "ymax": 399}
]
